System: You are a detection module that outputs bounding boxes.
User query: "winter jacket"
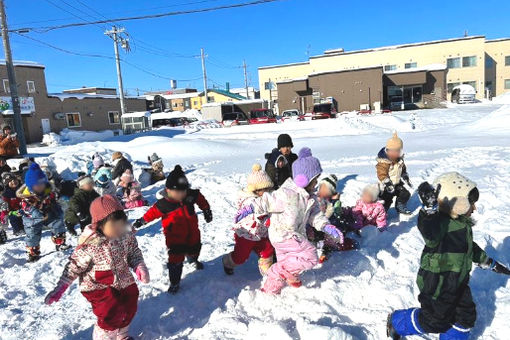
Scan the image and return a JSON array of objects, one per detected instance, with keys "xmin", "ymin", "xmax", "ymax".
[
  {"xmin": 0, "ymin": 135, "xmax": 19, "ymax": 158},
  {"xmin": 1, "ymin": 186, "xmax": 21, "ymax": 223},
  {"xmin": 0, "ymin": 164, "xmax": 11, "ymax": 176},
  {"xmin": 264, "ymin": 149, "xmax": 298, "ymax": 189},
  {"xmin": 64, "ymin": 188, "xmax": 100, "ymax": 228},
  {"xmin": 95, "ymin": 181, "xmax": 117, "ymax": 197},
  {"xmin": 351, "ymin": 199, "xmax": 387, "ymax": 229},
  {"xmin": 233, "ymin": 190, "xmax": 269, "ymax": 241},
  {"xmin": 58, "ymin": 226, "xmax": 145, "ymax": 292},
  {"xmin": 17, "ymin": 184, "xmax": 59, "ymax": 218},
  {"xmin": 111, "ymin": 157, "xmax": 133, "ymax": 180},
  {"xmin": 375, "ymin": 147, "xmax": 407, "ymax": 186},
  {"xmin": 256, "ymin": 178, "xmax": 329, "ymax": 244},
  {"xmin": 416, "ymin": 211, "xmax": 488, "ymax": 301},
  {"xmin": 142, "ymin": 189, "xmax": 210, "ymax": 249},
  {"xmin": 118, "ymin": 181, "xmax": 144, "ymax": 208}
]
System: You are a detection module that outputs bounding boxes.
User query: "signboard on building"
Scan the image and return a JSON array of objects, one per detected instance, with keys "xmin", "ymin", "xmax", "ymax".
[{"xmin": 0, "ymin": 96, "xmax": 35, "ymax": 115}]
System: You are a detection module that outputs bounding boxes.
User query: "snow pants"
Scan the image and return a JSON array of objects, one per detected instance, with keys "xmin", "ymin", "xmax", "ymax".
[
  {"xmin": 82, "ymin": 283, "xmax": 139, "ymax": 332},
  {"xmin": 23, "ymin": 205, "xmax": 65, "ymax": 247},
  {"xmin": 263, "ymin": 236, "xmax": 318, "ymax": 294},
  {"xmin": 9, "ymin": 214, "xmax": 23, "ymax": 234},
  {"xmin": 380, "ymin": 182, "xmax": 410, "ymax": 210},
  {"xmin": 231, "ymin": 234, "xmax": 274, "ymax": 265}
]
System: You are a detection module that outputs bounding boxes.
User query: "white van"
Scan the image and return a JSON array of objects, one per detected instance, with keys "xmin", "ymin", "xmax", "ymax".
[{"xmin": 451, "ymin": 84, "xmax": 476, "ymax": 104}]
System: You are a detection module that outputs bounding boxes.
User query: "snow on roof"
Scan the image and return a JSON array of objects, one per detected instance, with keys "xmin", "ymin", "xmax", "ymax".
[
  {"xmin": 309, "ymin": 65, "xmax": 383, "ymax": 77},
  {"xmin": 151, "ymin": 109, "xmax": 202, "ymax": 120},
  {"xmin": 0, "ymin": 60, "xmax": 45, "ymax": 68},
  {"xmin": 48, "ymin": 93, "xmax": 143, "ymax": 101},
  {"xmin": 384, "ymin": 63, "xmax": 447, "ymax": 74},
  {"xmin": 161, "ymin": 92, "xmax": 200, "ymax": 100},
  {"xmin": 452, "ymin": 84, "xmax": 476, "ymax": 94},
  {"xmin": 122, "ymin": 111, "xmax": 151, "ymax": 118},
  {"xmin": 485, "ymin": 37, "xmax": 510, "ymax": 43},
  {"xmin": 276, "ymin": 77, "xmax": 308, "ymax": 84},
  {"xmin": 258, "ymin": 60, "xmax": 310, "ymax": 70}
]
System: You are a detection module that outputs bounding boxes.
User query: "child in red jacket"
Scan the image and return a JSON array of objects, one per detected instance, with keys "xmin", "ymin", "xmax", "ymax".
[{"xmin": 134, "ymin": 165, "xmax": 212, "ymax": 294}]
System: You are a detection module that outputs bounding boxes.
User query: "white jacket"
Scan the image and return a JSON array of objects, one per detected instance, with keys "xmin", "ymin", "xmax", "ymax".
[
  {"xmin": 256, "ymin": 178, "xmax": 329, "ymax": 244},
  {"xmin": 233, "ymin": 190, "xmax": 269, "ymax": 241}
]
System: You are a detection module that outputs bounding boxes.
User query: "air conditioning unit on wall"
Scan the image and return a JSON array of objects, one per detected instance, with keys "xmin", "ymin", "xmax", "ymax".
[{"xmin": 53, "ymin": 112, "xmax": 65, "ymax": 120}]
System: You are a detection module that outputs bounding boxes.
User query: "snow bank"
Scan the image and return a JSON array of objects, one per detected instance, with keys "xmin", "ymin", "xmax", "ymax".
[
  {"xmin": 491, "ymin": 91, "xmax": 510, "ymax": 104},
  {"xmin": 42, "ymin": 128, "xmax": 120, "ymax": 146}
]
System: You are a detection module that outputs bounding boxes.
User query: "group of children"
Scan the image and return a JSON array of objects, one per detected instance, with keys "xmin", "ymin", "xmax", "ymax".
[{"xmin": 34, "ymin": 131, "xmax": 510, "ymax": 339}]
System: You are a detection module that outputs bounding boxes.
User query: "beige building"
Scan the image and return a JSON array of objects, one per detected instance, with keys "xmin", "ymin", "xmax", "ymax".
[
  {"xmin": 259, "ymin": 36, "xmax": 510, "ymax": 110},
  {"xmin": 0, "ymin": 61, "xmax": 146, "ymax": 143}
]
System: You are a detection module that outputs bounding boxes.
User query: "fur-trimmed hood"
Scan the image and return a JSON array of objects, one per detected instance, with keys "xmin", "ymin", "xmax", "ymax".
[{"xmin": 376, "ymin": 147, "xmax": 404, "ymax": 164}]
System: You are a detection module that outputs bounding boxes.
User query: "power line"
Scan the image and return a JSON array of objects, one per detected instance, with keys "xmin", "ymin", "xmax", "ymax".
[{"xmin": 12, "ymin": 0, "xmax": 284, "ymax": 32}]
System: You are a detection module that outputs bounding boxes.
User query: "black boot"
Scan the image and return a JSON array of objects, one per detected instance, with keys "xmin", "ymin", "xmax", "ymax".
[
  {"xmin": 0, "ymin": 228, "xmax": 7, "ymax": 244},
  {"xmin": 396, "ymin": 202, "xmax": 411, "ymax": 215},
  {"xmin": 27, "ymin": 246, "xmax": 41, "ymax": 262},
  {"xmin": 188, "ymin": 255, "xmax": 204, "ymax": 270},
  {"xmin": 222, "ymin": 254, "xmax": 235, "ymax": 275},
  {"xmin": 386, "ymin": 313, "xmax": 401, "ymax": 340},
  {"xmin": 167, "ymin": 262, "xmax": 183, "ymax": 294},
  {"xmin": 66, "ymin": 224, "xmax": 77, "ymax": 237}
]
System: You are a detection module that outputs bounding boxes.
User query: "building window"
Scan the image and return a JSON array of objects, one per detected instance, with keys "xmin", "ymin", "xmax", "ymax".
[
  {"xmin": 447, "ymin": 82, "xmax": 460, "ymax": 93},
  {"xmin": 108, "ymin": 111, "xmax": 120, "ymax": 125},
  {"xmin": 384, "ymin": 65, "xmax": 397, "ymax": 71},
  {"xmin": 462, "ymin": 56, "xmax": 477, "ymax": 67},
  {"xmin": 405, "ymin": 62, "xmax": 417, "ymax": 69},
  {"xmin": 485, "ymin": 57, "xmax": 494, "ymax": 68},
  {"xmin": 463, "ymin": 81, "xmax": 477, "ymax": 91},
  {"xmin": 447, "ymin": 57, "xmax": 461, "ymax": 69},
  {"xmin": 505, "ymin": 79, "xmax": 510, "ymax": 90},
  {"xmin": 173, "ymin": 102, "xmax": 178, "ymax": 108},
  {"xmin": 207, "ymin": 96, "xmax": 215, "ymax": 102},
  {"xmin": 66, "ymin": 112, "xmax": 81, "ymax": 128},
  {"xmin": 505, "ymin": 56, "xmax": 510, "ymax": 66},
  {"xmin": 2, "ymin": 79, "xmax": 9, "ymax": 93},
  {"xmin": 193, "ymin": 100, "xmax": 198, "ymax": 106},
  {"xmin": 264, "ymin": 81, "xmax": 275, "ymax": 90},
  {"xmin": 27, "ymin": 81, "xmax": 36, "ymax": 93}
]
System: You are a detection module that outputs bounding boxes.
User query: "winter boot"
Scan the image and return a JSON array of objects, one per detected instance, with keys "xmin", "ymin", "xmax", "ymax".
[
  {"xmin": 66, "ymin": 223, "xmax": 78, "ymax": 237},
  {"xmin": 188, "ymin": 256, "xmax": 204, "ymax": 270},
  {"xmin": 439, "ymin": 324, "xmax": 470, "ymax": 340},
  {"xmin": 396, "ymin": 202, "xmax": 412, "ymax": 215},
  {"xmin": 319, "ymin": 246, "xmax": 332, "ymax": 263},
  {"xmin": 386, "ymin": 313, "xmax": 401, "ymax": 340},
  {"xmin": 222, "ymin": 254, "xmax": 236, "ymax": 275},
  {"xmin": 167, "ymin": 262, "xmax": 183, "ymax": 294},
  {"xmin": 258, "ymin": 256, "xmax": 273, "ymax": 276},
  {"xmin": 286, "ymin": 275, "xmax": 302, "ymax": 288},
  {"xmin": 52, "ymin": 233, "xmax": 71, "ymax": 251},
  {"xmin": 0, "ymin": 228, "xmax": 6, "ymax": 245},
  {"xmin": 27, "ymin": 246, "xmax": 41, "ymax": 262},
  {"xmin": 388, "ymin": 308, "xmax": 424, "ymax": 338}
]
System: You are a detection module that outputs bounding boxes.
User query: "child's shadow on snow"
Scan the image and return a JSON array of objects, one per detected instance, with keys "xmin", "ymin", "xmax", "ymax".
[
  {"xmin": 336, "ymin": 174, "xmax": 358, "ymax": 193},
  {"xmin": 470, "ymin": 236, "xmax": 510, "ymax": 338}
]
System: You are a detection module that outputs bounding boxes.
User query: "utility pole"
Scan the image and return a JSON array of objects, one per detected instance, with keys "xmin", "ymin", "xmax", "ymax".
[
  {"xmin": 105, "ymin": 26, "xmax": 127, "ymax": 121},
  {"xmin": 200, "ymin": 48, "xmax": 208, "ymax": 104},
  {"xmin": 243, "ymin": 59, "xmax": 249, "ymax": 99},
  {"xmin": 0, "ymin": 0, "xmax": 27, "ymax": 155}
]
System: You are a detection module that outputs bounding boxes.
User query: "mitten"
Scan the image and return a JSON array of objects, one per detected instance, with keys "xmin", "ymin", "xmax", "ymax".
[
  {"xmin": 132, "ymin": 218, "xmax": 145, "ymax": 229},
  {"xmin": 44, "ymin": 281, "xmax": 70, "ymax": 305},
  {"xmin": 402, "ymin": 173, "xmax": 413, "ymax": 187},
  {"xmin": 135, "ymin": 263, "xmax": 150, "ymax": 283},
  {"xmin": 203, "ymin": 209, "xmax": 213, "ymax": 223},
  {"xmin": 418, "ymin": 182, "xmax": 440, "ymax": 213},
  {"xmin": 483, "ymin": 258, "xmax": 510, "ymax": 275},
  {"xmin": 324, "ymin": 225, "xmax": 344, "ymax": 244},
  {"xmin": 234, "ymin": 204, "xmax": 254, "ymax": 223},
  {"xmin": 384, "ymin": 180, "xmax": 395, "ymax": 194}
]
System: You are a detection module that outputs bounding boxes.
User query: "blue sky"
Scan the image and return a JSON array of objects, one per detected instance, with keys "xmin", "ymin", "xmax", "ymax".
[{"xmin": 4, "ymin": 0, "xmax": 510, "ymax": 94}]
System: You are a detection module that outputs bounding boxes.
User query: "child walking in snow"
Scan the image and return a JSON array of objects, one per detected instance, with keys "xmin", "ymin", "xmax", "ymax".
[
  {"xmin": 376, "ymin": 132, "xmax": 412, "ymax": 214},
  {"xmin": 18, "ymin": 163, "xmax": 69, "ymax": 262},
  {"xmin": 344, "ymin": 184, "xmax": 387, "ymax": 232},
  {"xmin": 64, "ymin": 175, "xmax": 99, "ymax": 236},
  {"xmin": 256, "ymin": 147, "xmax": 344, "ymax": 294},
  {"xmin": 133, "ymin": 165, "xmax": 212, "ymax": 294},
  {"xmin": 387, "ymin": 172, "xmax": 510, "ymax": 340},
  {"xmin": 1, "ymin": 172, "xmax": 24, "ymax": 236},
  {"xmin": 45, "ymin": 195, "xmax": 150, "ymax": 340},
  {"xmin": 118, "ymin": 170, "xmax": 145, "ymax": 209},
  {"xmin": 222, "ymin": 163, "xmax": 275, "ymax": 276}
]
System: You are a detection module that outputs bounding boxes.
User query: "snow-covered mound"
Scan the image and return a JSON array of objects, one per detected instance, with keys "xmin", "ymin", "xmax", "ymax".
[
  {"xmin": 42, "ymin": 128, "xmax": 119, "ymax": 146},
  {"xmin": 491, "ymin": 91, "xmax": 510, "ymax": 104},
  {"xmin": 1, "ymin": 102, "xmax": 510, "ymax": 339}
]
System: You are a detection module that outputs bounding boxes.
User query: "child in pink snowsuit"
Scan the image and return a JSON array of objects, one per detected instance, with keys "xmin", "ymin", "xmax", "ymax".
[
  {"xmin": 118, "ymin": 169, "xmax": 145, "ymax": 209},
  {"xmin": 348, "ymin": 184, "xmax": 387, "ymax": 231},
  {"xmin": 258, "ymin": 147, "xmax": 343, "ymax": 294},
  {"xmin": 45, "ymin": 195, "xmax": 150, "ymax": 340}
]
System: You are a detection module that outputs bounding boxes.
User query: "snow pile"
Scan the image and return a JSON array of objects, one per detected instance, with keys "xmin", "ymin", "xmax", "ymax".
[
  {"xmin": 491, "ymin": 91, "xmax": 510, "ymax": 104},
  {"xmin": 42, "ymin": 128, "xmax": 120, "ymax": 146},
  {"xmin": 187, "ymin": 119, "xmax": 223, "ymax": 130},
  {"xmin": 41, "ymin": 132, "xmax": 62, "ymax": 146},
  {"xmin": 464, "ymin": 104, "xmax": 510, "ymax": 133}
]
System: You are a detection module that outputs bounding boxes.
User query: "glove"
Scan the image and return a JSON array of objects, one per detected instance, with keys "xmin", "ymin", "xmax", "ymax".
[
  {"xmin": 44, "ymin": 282, "xmax": 70, "ymax": 305},
  {"xmin": 323, "ymin": 224, "xmax": 344, "ymax": 244},
  {"xmin": 132, "ymin": 218, "xmax": 145, "ymax": 229},
  {"xmin": 402, "ymin": 173, "xmax": 413, "ymax": 188},
  {"xmin": 135, "ymin": 263, "xmax": 150, "ymax": 283},
  {"xmin": 418, "ymin": 182, "xmax": 440, "ymax": 213},
  {"xmin": 234, "ymin": 204, "xmax": 254, "ymax": 223},
  {"xmin": 203, "ymin": 209, "xmax": 213, "ymax": 223},
  {"xmin": 384, "ymin": 181, "xmax": 395, "ymax": 194},
  {"xmin": 485, "ymin": 258, "xmax": 510, "ymax": 275},
  {"xmin": 378, "ymin": 226, "xmax": 388, "ymax": 232}
]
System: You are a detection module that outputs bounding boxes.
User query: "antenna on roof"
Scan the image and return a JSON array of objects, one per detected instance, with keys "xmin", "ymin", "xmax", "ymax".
[{"xmin": 464, "ymin": 30, "xmax": 468, "ymax": 37}]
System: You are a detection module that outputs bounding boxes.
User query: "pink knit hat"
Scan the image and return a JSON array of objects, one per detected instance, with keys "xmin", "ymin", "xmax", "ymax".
[
  {"xmin": 120, "ymin": 169, "xmax": 134, "ymax": 183},
  {"xmin": 90, "ymin": 195, "xmax": 124, "ymax": 230},
  {"xmin": 246, "ymin": 163, "xmax": 273, "ymax": 192}
]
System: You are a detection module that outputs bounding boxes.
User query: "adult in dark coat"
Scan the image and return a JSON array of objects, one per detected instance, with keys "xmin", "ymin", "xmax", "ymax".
[
  {"xmin": 264, "ymin": 134, "xmax": 298, "ymax": 189},
  {"xmin": 64, "ymin": 175, "xmax": 99, "ymax": 236},
  {"xmin": 111, "ymin": 151, "xmax": 133, "ymax": 181}
]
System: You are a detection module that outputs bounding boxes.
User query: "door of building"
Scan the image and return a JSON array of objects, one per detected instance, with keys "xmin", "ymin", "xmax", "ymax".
[{"xmin": 41, "ymin": 118, "xmax": 51, "ymax": 134}]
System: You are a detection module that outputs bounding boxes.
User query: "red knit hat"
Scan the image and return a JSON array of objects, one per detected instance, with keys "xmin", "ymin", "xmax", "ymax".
[{"xmin": 89, "ymin": 195, "xmax": 124, "ymax": 230}]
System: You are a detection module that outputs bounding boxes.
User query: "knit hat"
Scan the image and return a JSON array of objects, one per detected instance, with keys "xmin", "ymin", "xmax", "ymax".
[
  {"xmin": 24, "ymin": 163, "xmax": 48, "ymax": 192},
  {"xmin": 319, "ymin": 174, "xmax": 338, "ymax": 195},
  {"xmin": 90, "ymin": 195, "xmax": 124, "ymax": 230},
  {"xmin": 149, "ymin": 153, "xmax": 162, "ymax": 164},
  {"xmin": 94, "ymin": 167, "xmax": 112, "ymax": 182},
  {"xmin": 292, "ymin": 147, "xmax": 323, "ymax": 188},
  {"xmin": 166, "ymin": 165, "xmax": 189, "ymax": 190},
  {"xmin": 247, "ymin": 163, "xmax": 274, "ymax": 192},
  {"xmin": 93, "ymin": 154, "xmax": 104, "ymax": 169},
  {"xmin": 120, "ymin": 169, "xmax": 134, "ymax": 183},
  {"xmin": 77, "ymin": 175, "xmax": 94, "ymax": 188},
  {"xmin": 2, "ymin": 172, "xmax": 18, "ymax": 186},
  {"xmin": 386, "ymin": 132, "xmax": 403, "ymax": 150},
  {"xmin": 277, "ymin": 134, "xmax": 294, "ymax": 149},
  {"xmin": 112, "ymin": 151, "xmax": 123, "ymax": 161},
  {"xmin": 95, "ymin": 174, "xmax": 110, "ymax": 187},
  {"xmin": 362, "ymin": 184, "xmax": 380, "ymax": 202},
  {"xmin": 433, "ymin": 172, "xmax": 478, "ymax": 218}
]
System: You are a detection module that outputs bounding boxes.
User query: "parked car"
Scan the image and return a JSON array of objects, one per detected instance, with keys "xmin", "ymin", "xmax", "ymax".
[
  {"xmin": 280, "ymin": 109, "xmax": 304, "ymax": 122},
  {"xmin": 222, "ymin": 112, "xmax": 249, "ymax": 127},
  {"xmin": 249, "ymin": 108, "xmax": 277, "ymax": 124},
  {"xmin": 389, "ymin": 96, "xmax": 404, "ymax": 111},
  {"xmin": 308, "ymin": 103, "xmax": 337, "ymax": 120},
  {"xmin": 451, "ymin": 84, "xmax": 476, "ymax": 104}
]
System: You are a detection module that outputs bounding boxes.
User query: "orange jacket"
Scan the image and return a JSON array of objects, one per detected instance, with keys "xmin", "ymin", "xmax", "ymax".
[{"xmin": 0, "ymin": 135, "xmax": 19, "ymax": 157}]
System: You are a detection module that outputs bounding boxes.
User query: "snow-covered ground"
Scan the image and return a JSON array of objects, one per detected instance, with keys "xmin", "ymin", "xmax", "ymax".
[{"xmin": 1, "ymin": 102, "xmax": 510, "ymax": 339}]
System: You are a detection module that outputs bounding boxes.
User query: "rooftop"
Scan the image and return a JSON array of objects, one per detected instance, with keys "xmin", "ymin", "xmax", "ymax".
[{"xmin": 0, "ymin": 60, "xmax": 45, "ymax": 68}]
